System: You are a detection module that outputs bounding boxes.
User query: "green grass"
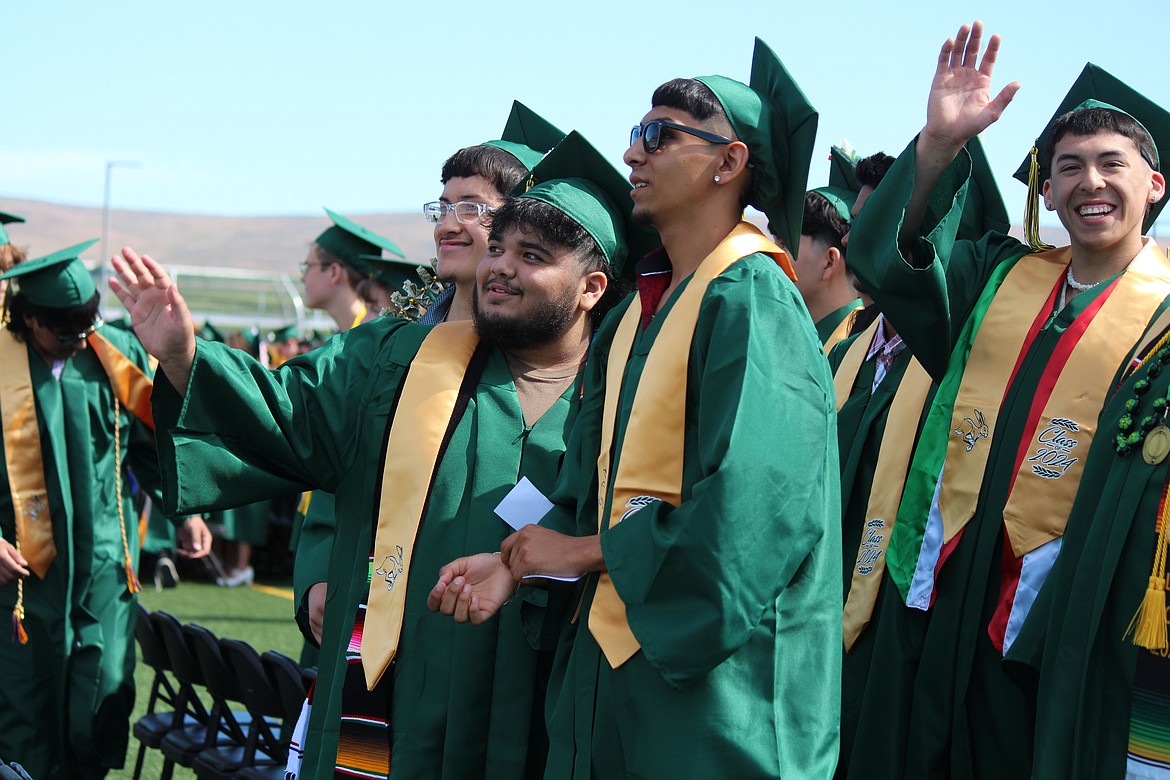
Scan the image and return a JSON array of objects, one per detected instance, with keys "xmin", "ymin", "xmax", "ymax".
[{"xmin": 109, "ymin": 578, "xmax": 306, "ymax": 780}]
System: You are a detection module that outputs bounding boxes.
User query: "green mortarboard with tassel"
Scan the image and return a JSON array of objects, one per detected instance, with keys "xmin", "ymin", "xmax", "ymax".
[{"xmin": 1012, "ymin": 63, "xmax": 1169, "ymax": 248}]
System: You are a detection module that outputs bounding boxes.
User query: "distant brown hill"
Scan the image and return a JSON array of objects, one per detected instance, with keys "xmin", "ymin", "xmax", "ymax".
[{"xmin": 0, "ymin": 197, "xmax": 438, "ymax": 273}]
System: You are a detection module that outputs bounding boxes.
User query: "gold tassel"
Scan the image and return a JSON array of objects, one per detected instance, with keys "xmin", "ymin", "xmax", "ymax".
[
  {"xmin": 12, "ymin": 611, "xmax": 27, "ymax": 645},
  {"xmin": 125, "ymin": 556, "xmax": 142, "ymax": 595},
  {"xmin": 11, "ymin": 577, "xmax": 27, "ymax": 645},
  {"xmin": 1127, "ymin": 478, "xmax": 1170, "ymax": 649},
  {"xmin": 1128, "ymin": 575, "xmax": 1168, "ymax": 650},
  {"xmin": 1023, "ymin": 145, "xmax": 1055, "ymax": 252}
]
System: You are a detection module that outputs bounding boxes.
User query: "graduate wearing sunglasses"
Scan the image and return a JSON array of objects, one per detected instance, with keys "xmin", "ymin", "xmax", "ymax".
[
  {"xmin": 433, "ymin": 39, "xmax": 841, "ymax": 779},
  {"xmin": 0, "ymin": 243, "xmax": 211, "ymax": 779}
]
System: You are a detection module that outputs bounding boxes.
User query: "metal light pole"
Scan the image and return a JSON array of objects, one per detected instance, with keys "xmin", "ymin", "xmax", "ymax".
[{"xmin": 99, "ymin": 160, "xmax": 141, "ymax": 309}]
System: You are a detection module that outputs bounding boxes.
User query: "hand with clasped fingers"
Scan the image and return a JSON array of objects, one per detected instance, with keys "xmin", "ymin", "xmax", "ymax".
[
  {"xmin": 108, "ymin": 247, "xmax": 198, "ymax": 390},
  {"xmin": 427, "ymin": 526, "xmax": 605, "ymax": 625},
  {"xmin": 427, "ymin": 553, "xmax": 517, "ymax": 625}
]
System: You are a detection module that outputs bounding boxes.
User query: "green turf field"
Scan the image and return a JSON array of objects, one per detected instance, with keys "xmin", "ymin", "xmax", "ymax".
[{"xmin": 110, "ymin": 578, "xmax": 305, "ymax": 780}]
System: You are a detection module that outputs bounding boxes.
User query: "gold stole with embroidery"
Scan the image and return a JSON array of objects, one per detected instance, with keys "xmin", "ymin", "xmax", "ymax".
[
  {"xmin": 831, "ymin": 319, "xmax": 933, "ymax": 650},
  {"xmin": 0, "ymin": 330, "xmax": 154, "ymax": 579},
  {"xmin": 941, "ymin": 241, "xmax": 1170, "ymax": 557},
  {"xmin": 588, "ymin": 222, "xmax": 793, "ymax": 668},
  {"xmin": 361, "ymin": 321, "xmax": 479, "ymax": 690}
]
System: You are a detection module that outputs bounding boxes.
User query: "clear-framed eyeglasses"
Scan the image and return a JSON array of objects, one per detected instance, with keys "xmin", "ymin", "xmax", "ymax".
[{"xmin": 422, "ymin": 201, "xmax": 496, "ymax": 225}]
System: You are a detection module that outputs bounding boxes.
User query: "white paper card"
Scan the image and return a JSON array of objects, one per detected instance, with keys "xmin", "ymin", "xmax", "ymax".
[{"xmin": 494, "ymin": 476, "xmax": 554, "ymax": 531}]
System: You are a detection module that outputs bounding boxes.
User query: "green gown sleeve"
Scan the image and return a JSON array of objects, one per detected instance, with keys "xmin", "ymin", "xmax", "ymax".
[
  {"xmin": 600, "ymin": 260, "xmax": 841, "ymax": 688},
  {"xmin": 293, "ymin": 490, "xmax": 336, "ymax": 645},
  {"xmin": 846, "ymin": 140, "xmax": 1029, "ymax": 381},
  {"xmin": 151, "ymin": 318, "xmax": 420, "ymax": 517}
]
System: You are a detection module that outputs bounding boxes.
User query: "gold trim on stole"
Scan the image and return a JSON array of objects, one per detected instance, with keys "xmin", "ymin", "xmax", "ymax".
[
  {"xmin": 589, "ymin": 222, "xmax": 789, "ymax": 668},
  {"xmin": 939, "ymin": 241, "xmax": 1170, "ymax": 554},
  {"xmin": 361, "ymin": 321, "xmax": 479, "ymax": 690},
  {"xmin": 0, "ymin": 332, "xmax": 56, "ymax": 578}
]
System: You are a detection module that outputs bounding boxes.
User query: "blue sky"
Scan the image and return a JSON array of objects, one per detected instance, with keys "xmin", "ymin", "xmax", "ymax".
[{"xmin": 4, "ymin": 0, "xmax": 1168, "ymax": 234}]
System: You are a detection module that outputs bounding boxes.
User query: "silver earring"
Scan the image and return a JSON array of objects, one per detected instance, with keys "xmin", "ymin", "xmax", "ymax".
[{"xmin": 714, "ymin": 175, "xmax": 721, "ymax": 183}]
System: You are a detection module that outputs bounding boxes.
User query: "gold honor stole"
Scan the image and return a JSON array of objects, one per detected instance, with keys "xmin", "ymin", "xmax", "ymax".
[
  {"xmin": 823, "ymin": 307, "xmax": 859, "ymax": 356},
  {"xmin": 935, "ymin": 241, "xmax": 1170, "ymax": 560},
  {"xmin": 832, "ymin": 322, "xmax": 933, "ymax": 650},
  {"xmin": 0, "ymin": 330, "xmax": 155, "ymax": 579},
  {"xmin": 361, "ymin": 321, "xmax": 479, "ymax": 690},
  {"xmin": 588, "ymin": 222, "xmax": 793, "ymax": 668}
]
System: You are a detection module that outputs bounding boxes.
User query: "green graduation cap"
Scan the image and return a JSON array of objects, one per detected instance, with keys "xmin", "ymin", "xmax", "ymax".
[
  {"xmin": 1012, "ymin": 63, "xmax": 1169, "ymax": 243},
  {"xmin": 314, "ymin": 208, "xmax": 406, "ymax": 277},
  {"xmin": 807, "ymin": 144, "xmax": 861, "ymax": 224},
  {"xmin": 0, "ymin": 212, "xmax": 25, "ymax": 246},
  {"xmin": 514, "ymin": 131, "xmax": 660, "ymax": 279},
  {"xmin": 482, "ymin": 101, "xmax": 567, "ymax": 171},
  {"xmin": 267, "ymin": 323, "xmax": 298, "ymax": 343},
  {"xmin": 828, "ymin": 144, "xmax": 861, "ymax": 195},
  {"xmin": 809, "ymin": 187, "xmax": 856, "ymax": 224},
  {"xmin": 696, "ymin": 38, "xmax": 819, "ymax": 258},
  {"xmin": 356, "ymin": 253, "xmax": 427, "ymax": 291},
  {"xmin": 198, "ymin": 320, "xmax": 226, "ymax": 343},
  {"xmin": 961, "ymin": 136, "xmax": 1011, "ymax": 241},
  {"xmin": 0, "ymin": 239, "xmax": 98, "ymax": 307}
]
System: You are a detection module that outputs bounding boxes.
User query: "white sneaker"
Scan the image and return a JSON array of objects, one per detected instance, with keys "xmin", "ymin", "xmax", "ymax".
[{"xmin": 217, "ymin": 566, "xmax": 254, "ymax": 588}]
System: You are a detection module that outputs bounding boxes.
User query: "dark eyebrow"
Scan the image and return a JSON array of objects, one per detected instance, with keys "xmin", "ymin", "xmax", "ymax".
[
  {"xmin": 518, "ymin": 239, "xmax": 551, "ymax": 256},
  {"xmin": 1055, "ymin": 149, "xmax": 1133, "ymax": 165}
]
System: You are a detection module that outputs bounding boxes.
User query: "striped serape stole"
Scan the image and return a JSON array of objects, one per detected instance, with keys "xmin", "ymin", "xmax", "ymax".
[
  {"xmin": 1128, "ymin": 650, "xmax": 1170, "ymax": 779},
  {"xmin": 335, "ymin": 556, "xmax": 393, "ymax": 779}
]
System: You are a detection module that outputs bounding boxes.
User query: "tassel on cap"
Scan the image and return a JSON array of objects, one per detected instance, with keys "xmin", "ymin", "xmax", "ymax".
[{"xmin": 1024, "ymin": 146, "xmax": 1056, "ymax": 252}]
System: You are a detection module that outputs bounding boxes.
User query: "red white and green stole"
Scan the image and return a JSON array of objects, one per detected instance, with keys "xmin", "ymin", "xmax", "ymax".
[{"xmin": 886, "ymin": 240, "xmax": 1170, "ymax": 655}]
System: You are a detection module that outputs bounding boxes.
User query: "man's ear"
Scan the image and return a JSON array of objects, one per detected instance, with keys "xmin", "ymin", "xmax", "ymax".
[
  {"xmin": 822, "ymin": 246, "xmax": 844, "ymax": 282},
  {"xmin": 1149, "ymin": 170, "xmax": 1167, "ymax": 204},
  {"xmin": 715, "ymin": 141, "xmax": 752, "ymax": 183},
  {"xmin": 578, "ymin": 270, "xmax": 609, "ymax": 313},
  {"xmin": 1041, "ymin": 180, "xmax": 1055, "ymax": 211}
]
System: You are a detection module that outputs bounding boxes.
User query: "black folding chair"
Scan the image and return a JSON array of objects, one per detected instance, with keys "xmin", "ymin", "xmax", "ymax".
[
  {"xmin": 131, "ymin": 605, "xmax": 182, "ymax": 780},
  {"xmin": 182, "ymin": 622, "xmax": 254, "ymax": 779},
  {"xmin": 135, "ymin": 609, "xmax": 211, "ymax": 780},
  {"xmin": 152, "ymin": 610, "xmax": 217, "ymax": 774},
  {"xmin": 219, "ymin": 638, "xmax": 286, "ymax": 777}
]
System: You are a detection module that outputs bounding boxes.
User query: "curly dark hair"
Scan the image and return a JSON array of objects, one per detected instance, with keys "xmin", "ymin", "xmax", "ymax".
[
  {"xmin": 441, "ymin": 145, "xmax": 531, "ymax": 196},
  {"xmin": 5, "ymin": 291, "xmax": 101, "ymax": 343},
  {"xmin": 488, "ymin": 197, "xmax": 626, "ymax": 324}
]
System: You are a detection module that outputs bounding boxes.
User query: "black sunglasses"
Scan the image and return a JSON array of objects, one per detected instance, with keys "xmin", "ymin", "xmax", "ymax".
[
  {"xmin": 630, "ymin": 119, "xmax": 734, "ymax": 153},
  {"xmin": 49, "ymin": 316, "xmax": 103, "ymax": 345}
]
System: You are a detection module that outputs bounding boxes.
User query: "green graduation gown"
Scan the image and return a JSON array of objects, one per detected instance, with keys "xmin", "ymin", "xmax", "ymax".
[
  {"xmin": 151, "ymin": 318, "xmax": 575, "ymax": 778},
  {"xmin": 816, "ymin": 299, "xmax": 863, "ymax": 346},
  {"xmin": 845, "ymin": 141, "xmax": 1151, "ymax": 779},
  {"xmin": 0, "ymin": 326, "xmax": 161, "ymax": 779},
  {"xmin": 827, "ymin": 332, "xmax": 936, "ymax": 778},
  {"xmin": 538, "ymin": 253, "xmax": 842, "ymax": 779},
  {"xmin": 1006, "ymin": 295, "xmax": 1170, "ymax": 779}
]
